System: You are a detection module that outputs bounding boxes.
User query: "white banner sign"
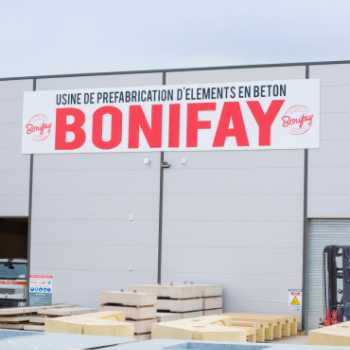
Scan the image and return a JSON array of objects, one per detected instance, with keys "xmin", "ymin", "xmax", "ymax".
[{"xmin": 22, "ymin": 79, "xmax": 320, "ymax": 154}]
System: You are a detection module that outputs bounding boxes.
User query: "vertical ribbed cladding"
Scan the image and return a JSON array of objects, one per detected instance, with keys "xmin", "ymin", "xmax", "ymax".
[
  {"xmin": 307, "ymin": 62, "xmax": 350, "ymax": 330},
  {"xmin": 30, "ymin": 73, "xmax": 163, "ymax": 307},
  {"xmin": 162, "ymin": 66, "xmax": 306, "ymax": 319},
  {"xmin": 0, "ymin": 79, "xmax": 33, "ymax": 216}
]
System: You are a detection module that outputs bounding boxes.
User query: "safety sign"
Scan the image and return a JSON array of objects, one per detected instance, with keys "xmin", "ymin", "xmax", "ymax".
[
  {"xmin": 29, "ymin": 275, "xmax": 53, "ymax": 306},
  {"xmin": 288, "ymin": 289, "xmax": 302, "ymax": 311}
]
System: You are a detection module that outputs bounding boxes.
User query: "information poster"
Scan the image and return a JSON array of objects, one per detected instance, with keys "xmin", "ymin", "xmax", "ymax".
[{"xmin": 29, "ymin": 275, "xmax": 52, "ymax": 306}]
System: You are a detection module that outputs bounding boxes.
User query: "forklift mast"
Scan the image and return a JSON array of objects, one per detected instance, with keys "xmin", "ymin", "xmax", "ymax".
[{"xmin": 324, "ymin": 245, "xmax": 350, "ymax": 325}]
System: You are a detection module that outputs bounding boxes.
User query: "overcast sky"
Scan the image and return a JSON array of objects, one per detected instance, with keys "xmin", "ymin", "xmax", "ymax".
[{"xmin": 0, "ymin": 0, "xmax": 349, "ymax": 78}]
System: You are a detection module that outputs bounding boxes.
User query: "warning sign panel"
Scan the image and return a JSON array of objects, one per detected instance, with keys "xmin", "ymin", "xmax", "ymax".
[
  {"xmin": 29, "ymin": 275, "xmax": 52, "ymax": 306},
  {"xmin": 288, "ymin": 289, "xmax": 302, "ymax": 311}
]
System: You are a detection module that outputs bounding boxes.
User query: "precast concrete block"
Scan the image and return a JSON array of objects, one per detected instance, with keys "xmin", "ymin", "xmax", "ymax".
[
  {"xmin": 129, "ymin": 318, "xmax": 158, "ymax": 333},
  {"xmin": 157, "ymin": 312, "xmax": 181, "ymax": 322},
  {"xmin": 180, "ymin": 311, "xmax": 204, "ymax": 319},
  {"xmin": 195, "ymin": 284, "xmax": 223, "ymax": 297},
  {"xmin": 134, "ymin": 333, "xmax": 151, "ymax": 341},
  {"xmin": 129, "ymin": 284, "xmax": 202, "ymax": 299},
  {"xmin": 202, "ymin": 297, "xmax": 223, "ymax": 310},
  {"xmin": 99, "ymin": 291, "xmax": 156, "ymax": 306},
  {"xmin": 156, "ymin": 298, "xmax": 203, "ymax": 313},
  {"xmin": 203, "ymin": 309, "xmax": 223, "ymax": 316},
  {"xmin": 99, "ymin": 305, "xmax": 157, "ymax": 320}
]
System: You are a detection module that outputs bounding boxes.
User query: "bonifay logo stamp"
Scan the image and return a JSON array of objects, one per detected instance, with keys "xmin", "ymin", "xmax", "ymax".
[
  {"xmin": 25, "ymin": 114, "xmax": 52, "ymax": 142},
  {"xmin": 281, "ymin": 105, "xmax": 313, "ymax": 135}
]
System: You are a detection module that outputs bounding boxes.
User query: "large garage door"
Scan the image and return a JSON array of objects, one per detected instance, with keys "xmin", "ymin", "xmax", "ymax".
[{"xmin": 308, "ymin": 219, "xmax": 350, "ymax": 330}]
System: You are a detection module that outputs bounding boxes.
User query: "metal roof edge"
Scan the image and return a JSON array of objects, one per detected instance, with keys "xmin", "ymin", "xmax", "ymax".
[{"xmin": 1, "ymin": 59, "xmax": 350, "ymax": 82}]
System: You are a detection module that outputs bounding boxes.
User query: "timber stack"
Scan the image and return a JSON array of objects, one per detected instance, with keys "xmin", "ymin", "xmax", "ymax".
[{"xmin": 0, "ymin": 305, "xmax": 98, "ymax": 332}]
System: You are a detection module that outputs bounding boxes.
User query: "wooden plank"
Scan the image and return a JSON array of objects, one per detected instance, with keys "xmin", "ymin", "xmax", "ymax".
[
  {"xmin": 24, "ymin": 324, "xmax": 45, "ymax": 332},
  {"xmin": 37, "ymin": 307, "xmax": 98, "ymax": 316},
  {"xmin": 29, "ymin": 316, "xmax": 47, "ymax": 324},
  {"xmin": 0, "ymin": 323, "xmax": 25, "ymax": 330},
  {"xmin": 0, "ymin": 306, "xmax": 43, "ymax": 316},
  {"xmin": 0, "ymin": 315, "xmax": 33, "ymax": 323},
  {"xmin": 0, "ymin": 304, "xmax": 75, "ymax": 316}
]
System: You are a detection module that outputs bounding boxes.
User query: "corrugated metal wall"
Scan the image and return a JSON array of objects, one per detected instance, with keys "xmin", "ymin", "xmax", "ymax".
[
  {"xmin": 162, "ymin": 66, "xmax": 306, "ymax": 316},
  {"xmin": 0, "ymin": 79, "xmax": 32, "ymax": 216},
  {"xmin": 308, "ymin": 219, "xmax": 350, "ymax": 330},
  {"xmin": 30, "ymin": 73, "xmax": 162, "ymax": 306},
  {"xmin": 309, "ymin": 64, "xmax": 350, "ymax": 217},
  {"xmin": 0, "ymin": 62, "xmax": 347, "ymax": 323}
]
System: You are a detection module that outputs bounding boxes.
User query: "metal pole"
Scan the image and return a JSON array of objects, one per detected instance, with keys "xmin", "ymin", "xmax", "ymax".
[
  {"xmin": 301, "ymin": 64, "xmax": 310, "ymax": 333},
  {"xmin": 157, "ymin": 72, "xmax": 166, "ymax": 284},
  {"xmin": 26, "ymin": 78, "xmax": 36, "ymax": 304}
]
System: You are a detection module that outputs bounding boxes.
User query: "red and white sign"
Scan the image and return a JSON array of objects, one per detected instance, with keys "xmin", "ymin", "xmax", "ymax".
[{"xmin": 22, "ymin": 79, "xmax": 320, "ymax": 154}]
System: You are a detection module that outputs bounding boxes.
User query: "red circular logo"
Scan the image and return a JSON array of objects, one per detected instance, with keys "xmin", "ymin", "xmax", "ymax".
[
  {"xmin": 25, "ymin": 115, "xmax": 52, "ymax": 142},
  {"xmin": 281, "ymin": 105, "xmax": 313, "ymax": 135}
]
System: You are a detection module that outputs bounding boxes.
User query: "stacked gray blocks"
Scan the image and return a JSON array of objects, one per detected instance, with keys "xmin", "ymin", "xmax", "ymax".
[
  {"xmin": 129, "ymin": 283, "xmax": 223, "ymax": 320},
  {"xmin": 99, "ymin": 291, "xmax": 157, "ymax": 341}
]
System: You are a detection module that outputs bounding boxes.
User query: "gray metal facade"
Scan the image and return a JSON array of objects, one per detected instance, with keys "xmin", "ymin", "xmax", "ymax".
[
  {"xmin": 0, "ymin": 80, "xmax": 32, "ymax": 216},
  {"xmin": 309, "ymin": 64, "xmax": 350, "ymax": 218},
  {"xmin": 163, "ymin": 66, "xmax": 305, "ymax": 317},
  {"xmin": 307, "ymin": 219, "xmax": 350, "ymax": 330},
  {"xmin": 30, "ymin": 74, "xmax": 162, "ymax": 306},
  {"xmin": 0, "ymin": 61, "xmax": 348, "ymax": 329}
]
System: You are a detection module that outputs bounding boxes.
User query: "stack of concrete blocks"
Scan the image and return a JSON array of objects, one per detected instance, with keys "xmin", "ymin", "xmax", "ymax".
[
  {"xmin": 129, "ymin": 283, "xmax": 223, "ymax": 320},
  {"xmin": 196, "ymin": 284, "xmax": 223, "ymax": 316},
  {"xmin": 99, "ymin": 291, "xmax": 158, "ymax": 341}
]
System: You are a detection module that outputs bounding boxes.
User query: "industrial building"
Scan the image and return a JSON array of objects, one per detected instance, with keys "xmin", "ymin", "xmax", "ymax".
[{"xmin": 0, "ymin": 60, "xmax": 349, "ymax": 332}]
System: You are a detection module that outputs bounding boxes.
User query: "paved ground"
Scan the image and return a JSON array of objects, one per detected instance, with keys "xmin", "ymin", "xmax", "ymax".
[{"xmin": 266, "ymin": 336, "xmax": 309, "ymax": 345}]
